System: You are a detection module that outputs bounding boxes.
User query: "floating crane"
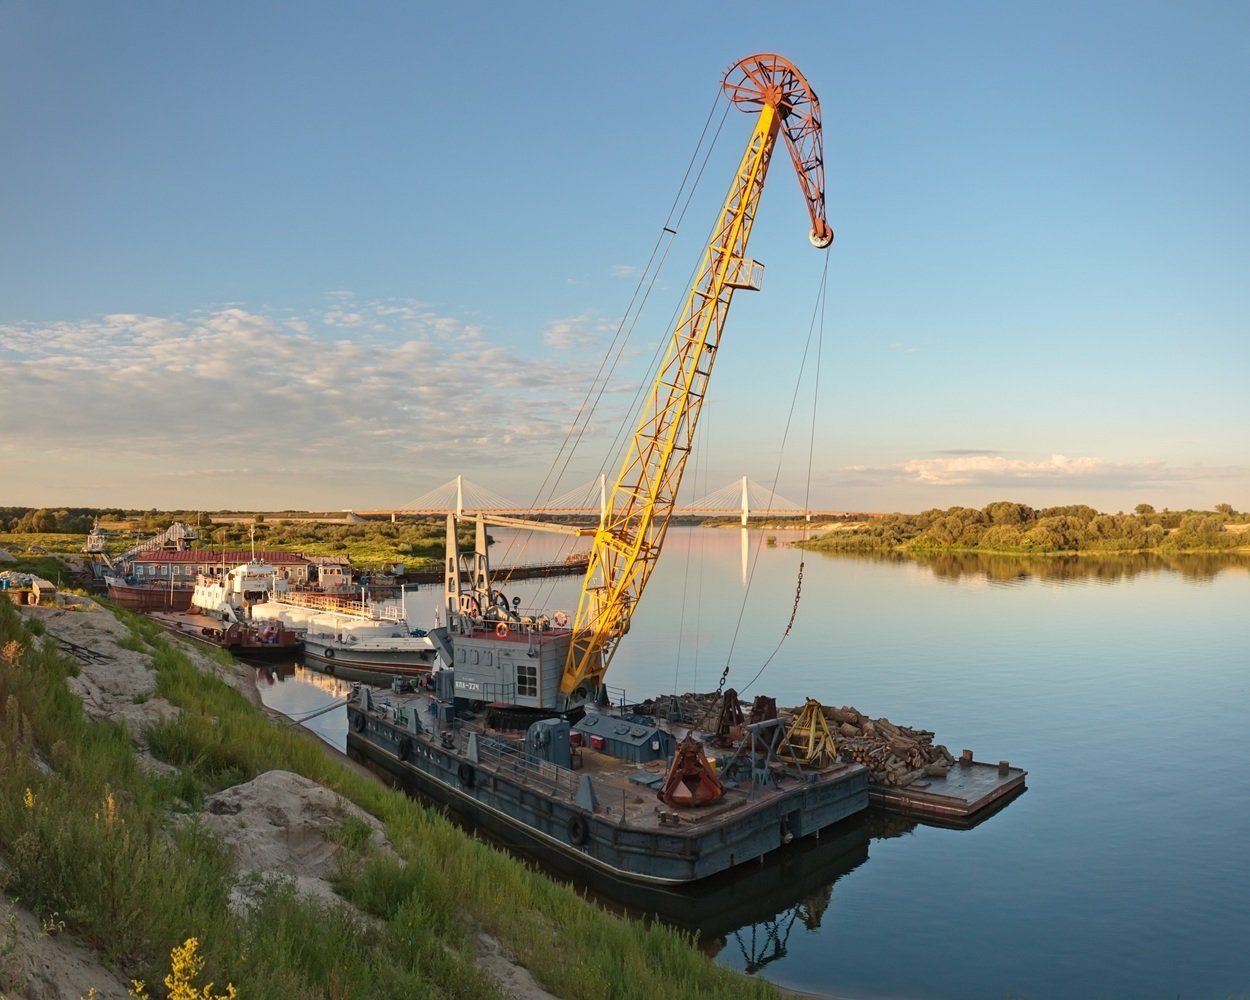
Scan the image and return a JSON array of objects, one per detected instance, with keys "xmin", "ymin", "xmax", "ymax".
[
  {"xmin": 561, "ymin": 53, "xmax": 834, "ymax": 704},
  {"xmin": 442, "ymin": 53, "xmax": 832, "ymax": 713}
]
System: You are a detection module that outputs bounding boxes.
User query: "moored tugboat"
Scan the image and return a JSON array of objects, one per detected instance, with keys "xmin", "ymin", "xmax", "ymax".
[{"xmin": 149, "ymin": 560, "xmax": 301, "ymax": 658}]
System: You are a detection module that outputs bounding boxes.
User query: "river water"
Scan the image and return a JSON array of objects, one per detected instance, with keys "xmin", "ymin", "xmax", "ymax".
[{"xmin": 252, "ymin": 527, "xmax": 1250, "ymax": 1000}]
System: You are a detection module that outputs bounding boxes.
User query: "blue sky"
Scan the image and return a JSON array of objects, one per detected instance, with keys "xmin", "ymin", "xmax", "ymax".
[{"xmin": 2, "ymin": 1, "xmax": 1247, "ymax": 515}]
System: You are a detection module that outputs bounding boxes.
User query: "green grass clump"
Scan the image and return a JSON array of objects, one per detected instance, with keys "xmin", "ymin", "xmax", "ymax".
[{"xmin": 0, "ymin": 597, "xmax": 778, "ymax": 999}]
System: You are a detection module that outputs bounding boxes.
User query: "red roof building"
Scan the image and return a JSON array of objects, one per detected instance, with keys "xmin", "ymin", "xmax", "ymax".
[{"xmin": 128, "ymin": 549, "xmax": 314, "ymax": 585}]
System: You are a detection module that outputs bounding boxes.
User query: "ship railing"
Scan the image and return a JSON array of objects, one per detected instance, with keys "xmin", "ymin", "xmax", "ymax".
[
  {"xmin": 469, "ymin": 733, "xmax": 581, "ymax": 804},
  {"xmin": 275, "ymin": 590, "xmax": 405, "ymax": 622}
]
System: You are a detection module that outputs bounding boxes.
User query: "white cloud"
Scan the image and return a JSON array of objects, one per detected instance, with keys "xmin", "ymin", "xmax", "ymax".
[
  {"xmin": 835, "ymin": 452, "xmax": 1243, "ymax": 495},
  {"xmin": 542, "ymin": 313, "xmax": 612, "ymax": 351},
  {"xmin": 903, "ymin": 453, "xmax": 1109, "ymax": 485},
  {"xmin": 0, "ymin": 297, "xmax": 625, "ymax": 508}
]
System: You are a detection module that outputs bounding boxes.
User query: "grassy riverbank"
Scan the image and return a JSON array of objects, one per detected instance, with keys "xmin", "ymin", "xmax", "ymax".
[{"xmin": 0, "ymin": 597, "xmax": 778, "ymax": 999}]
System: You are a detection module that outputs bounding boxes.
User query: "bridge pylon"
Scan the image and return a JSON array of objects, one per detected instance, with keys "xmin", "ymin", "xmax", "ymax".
[{"xmin": 684, "ymin": 477, "xmax": 806, "ymax": 523}]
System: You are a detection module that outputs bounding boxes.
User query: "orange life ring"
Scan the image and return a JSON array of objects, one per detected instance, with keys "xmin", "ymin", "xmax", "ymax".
[
  {"xmin": 553, "ymin": 610, "xmax": 569, "ymax": 627},
  {"xmin": 495, "ymin": 622, "xmax": 509, "ymax": 638}
]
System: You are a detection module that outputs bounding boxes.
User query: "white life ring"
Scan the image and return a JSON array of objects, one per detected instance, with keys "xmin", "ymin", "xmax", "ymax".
[
  {"xmin": 495, "ymin": 622, "xmax": 509, "ymax": 638},
  {"xmin": 553, "ymin": 610, "xmax": 569, "ymax": 628}
]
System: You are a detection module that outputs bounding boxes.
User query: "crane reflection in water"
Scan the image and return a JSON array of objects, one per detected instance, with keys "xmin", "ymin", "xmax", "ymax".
[{"xmin": 710, "ymin": 866, "xmax": 837, "ymax": 975}]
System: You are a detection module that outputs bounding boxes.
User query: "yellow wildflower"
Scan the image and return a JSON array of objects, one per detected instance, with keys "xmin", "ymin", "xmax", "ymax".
[
  {"xmin": 96, "ymin": 790, "xmax": 118, "ymax": 827},
  {"xmin": 129, "ymin": 937, "xmax": 236, "ymax": 1000}
]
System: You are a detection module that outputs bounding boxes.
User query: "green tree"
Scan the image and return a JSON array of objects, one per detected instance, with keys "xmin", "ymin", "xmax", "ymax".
[
  {"xmin": 984, "ymin": 501, "xmax": 1033, "ymax": 526},
  {"xmin": 980, "ymin": 524, "xmax": 1024, "ymax": 550}
]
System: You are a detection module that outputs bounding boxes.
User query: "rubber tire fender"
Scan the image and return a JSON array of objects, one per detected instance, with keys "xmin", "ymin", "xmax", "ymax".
[
  {"xmin": 350, "ymin": 711, "xmax": 366, "ymax": 734},
  {"xmin": 567, "ymin": 814, "xmax": 589, "ymax": 846},
  {"xmin": 397, "ymin": 736, "xmax": 413, "ymax": 762},
  {"xmin": 457, "ymin": 762, "xmax": 475, "ymax": 788}
]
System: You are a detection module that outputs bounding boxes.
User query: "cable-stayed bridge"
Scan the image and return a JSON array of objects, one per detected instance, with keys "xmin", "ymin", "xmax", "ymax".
[{"xmin": 353, "ymin": 476, "xmax": 845, "ymax": 524}]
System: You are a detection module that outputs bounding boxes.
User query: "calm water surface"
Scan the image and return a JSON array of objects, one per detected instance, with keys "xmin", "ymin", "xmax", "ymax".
[{"xmin": 254, "ymin": 528, "xmax": 1250, "ymax": 1000}]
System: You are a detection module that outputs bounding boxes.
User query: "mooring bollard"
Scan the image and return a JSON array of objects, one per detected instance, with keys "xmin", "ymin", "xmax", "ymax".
[
  {"xmin": 960, "ymin": 749, "xmax": 973, "ymax": 767},
  {"xmin": 998, "ymin": 760, "xmax": 1010, "ymax": 775}
]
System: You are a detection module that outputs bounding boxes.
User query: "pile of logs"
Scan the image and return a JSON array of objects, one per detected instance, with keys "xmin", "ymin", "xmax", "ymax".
[
  {"xmin": 820, "ymin": 705, "xmax": 956, "ymax": 788},
  {"xmin": 636, "ymin": 692, "xmax": 723, "ymax": 729},
  {"xmin": 635, "ymin": 693, "xmax": 957, "ymax": 790}
]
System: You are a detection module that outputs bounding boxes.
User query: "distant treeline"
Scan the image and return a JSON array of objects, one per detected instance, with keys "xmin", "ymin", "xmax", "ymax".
[
  {"xmin": 802, "ymin": 502, "xmax": 1249, "ymax": 555},
  {"xmin": 0, "ymin": 507, "xmax": 346, "ymax": 534},
  {"xmin": 5, "ymin": 502, "xmax": 1248, "ymax": 559},
  {"xmin": 0, "ymin": 507, "xmax": 464, "ymax": 570},
  {"xmin": 1, "ymin": 506, "xmax": 102, "ymax": 534}
]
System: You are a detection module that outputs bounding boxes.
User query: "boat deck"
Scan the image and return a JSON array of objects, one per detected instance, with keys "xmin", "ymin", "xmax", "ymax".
[
  {"xmin": 370, "ymin": 685, "xmax": 863, "ymax": 833},
  {"xmin": 363, "ymin": 682, "xmax": 1027, "ymax": 830},
  {"xmin": 150, "ymin": 609, "xmax": 229, "ymax": 635},
  {"xmin": 566, "ymin": 733, "xmax": 861, "ymax": 832},
  {"xmin": 148, "ymin": 609, "xmax": 301, "ymax": 655},
  {"xmin": 869, "ymin": 757, "xmax": 1027, "ymax": 823}
]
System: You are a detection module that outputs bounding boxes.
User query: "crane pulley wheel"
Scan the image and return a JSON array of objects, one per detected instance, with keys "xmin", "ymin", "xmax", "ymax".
[{"xmin": 722, "ymin": 53, "xmax": 834, "ymax": 249}]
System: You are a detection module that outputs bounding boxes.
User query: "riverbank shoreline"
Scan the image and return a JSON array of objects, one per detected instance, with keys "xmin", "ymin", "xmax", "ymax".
[
  {"xmin": 6, "ymin": 597, "xmax": 562, "ymax": 1000},
  {"xmin": 4, "ymin": 597, "xmax": 804, "ymax": 1000}
]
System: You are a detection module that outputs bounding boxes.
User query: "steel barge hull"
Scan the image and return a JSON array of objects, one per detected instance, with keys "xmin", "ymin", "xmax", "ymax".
[{"xmin": 346, "ymin": 687, "xmax": 868, "ymax": 887}]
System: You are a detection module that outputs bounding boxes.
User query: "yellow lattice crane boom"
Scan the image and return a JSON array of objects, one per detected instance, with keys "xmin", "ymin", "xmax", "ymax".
[{"xmin": 559, "ymin": 53, "xmax": 834, "ymax": 704}]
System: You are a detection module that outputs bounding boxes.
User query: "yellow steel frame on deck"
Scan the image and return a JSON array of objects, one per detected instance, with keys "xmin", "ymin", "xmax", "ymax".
[{"xmin": 783, "ymin": 698, "xmax": 840, "ymax": 769}]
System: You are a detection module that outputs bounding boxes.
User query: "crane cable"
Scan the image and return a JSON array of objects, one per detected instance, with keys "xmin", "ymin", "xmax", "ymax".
[
  {"xmin": 507, "ymin": 88, "xmax": 733, "ymax": 603},
  {"xmin": 716, "ymin": 248, "xmax": 832, "ymax": 697},
  {"xmin": 586, "ymin": 98, "xmax": 736, "ymax": 496},
  {"xmin": 529, "ymin": 87, "xmax": 730, "ymax": 515},
  {"xmin": 671, "ymin": 406, "xmax": 711, "ymax": 697}
]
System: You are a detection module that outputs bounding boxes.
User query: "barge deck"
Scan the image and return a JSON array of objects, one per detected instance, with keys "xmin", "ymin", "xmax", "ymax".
[
  {"xmin": 346, "ymin": 682, "xmax": 870, "ymax": 887},
  {"xmin": 869, "ymin": 753, "xmax": 1027, "ymax": 825},
  {"xmin": 149, "ymin": 610, "xmax": 302, "ymax": 658}
]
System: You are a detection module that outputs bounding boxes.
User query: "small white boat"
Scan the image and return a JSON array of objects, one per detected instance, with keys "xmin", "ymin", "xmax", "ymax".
[{"xmin": 251, "ymin": 587, "xmax": 438, "ymax": 682}]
